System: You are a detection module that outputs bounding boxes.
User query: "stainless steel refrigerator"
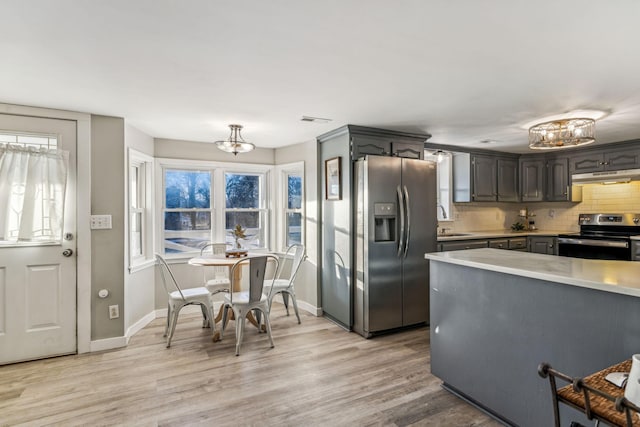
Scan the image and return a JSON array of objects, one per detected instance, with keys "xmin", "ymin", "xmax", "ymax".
[{"xmin": 353, "ymin": 155, "xmax": 437, "ymax": 337}]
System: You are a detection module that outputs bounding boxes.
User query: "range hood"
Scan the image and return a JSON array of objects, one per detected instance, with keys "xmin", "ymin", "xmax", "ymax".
[{"xmin": 572, "ymin": 168, "xmax": 640, "ymax": 185}]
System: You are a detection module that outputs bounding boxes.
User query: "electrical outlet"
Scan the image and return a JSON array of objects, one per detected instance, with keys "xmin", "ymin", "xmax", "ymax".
[{"xmin": 109, "ymin": 304, "xmax": 119, "ymax": 319}]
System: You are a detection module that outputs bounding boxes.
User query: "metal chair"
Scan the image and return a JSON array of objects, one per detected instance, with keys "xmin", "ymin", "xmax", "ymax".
[
  {"xmin": 155, "ymin": 254, "xmax": 216, "ymax": 348},
  {"xmin": 220, "ymin": 255, "xmax": 279, "ymax": 355},
  {"xmin": 199, "ymin": 242, "xmax": 232, "ymax": 295},
  {"xmin": 264, "ymin": 244, "xmax": 306, "ymax": 324}
]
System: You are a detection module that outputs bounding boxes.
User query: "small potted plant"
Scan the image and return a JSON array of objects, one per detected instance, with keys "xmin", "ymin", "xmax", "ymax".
[{"xmin": 231, "ymin": 224, "xmax": 247, "ymax": 249}]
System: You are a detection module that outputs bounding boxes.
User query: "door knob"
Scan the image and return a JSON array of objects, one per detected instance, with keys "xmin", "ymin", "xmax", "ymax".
[{"xmin": 62, "ymin": 249, "xmax": 74, "ymax": 257}]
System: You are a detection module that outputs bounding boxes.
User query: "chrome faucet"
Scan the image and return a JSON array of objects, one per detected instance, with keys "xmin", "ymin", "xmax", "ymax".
[{"xmin": 437, "ymin": 204, "xmax": 447, "ymax": 219}]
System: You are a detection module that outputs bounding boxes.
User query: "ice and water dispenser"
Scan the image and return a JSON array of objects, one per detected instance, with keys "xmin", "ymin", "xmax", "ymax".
[{"xmin": 374, "ymin": 202, "xmax": 396, "ymax": 242}]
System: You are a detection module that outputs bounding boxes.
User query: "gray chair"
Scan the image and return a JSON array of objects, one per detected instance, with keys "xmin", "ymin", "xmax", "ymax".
[
  {"xmin": 220, "ymin": 255, "xmax": 279, "ymax": 355},
  {"xmin": 263, "ymin": 244, "xmax": 306, "ymax": 324},
  {"xmin": 199, "ymin": 242, "xmax": 231, "ymax": 294},
  {"xmin": 156, "ymin": 254, "xmax": 216, "ymax": 348}
]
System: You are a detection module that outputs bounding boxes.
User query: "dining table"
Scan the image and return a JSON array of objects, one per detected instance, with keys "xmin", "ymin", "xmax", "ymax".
[{"xmin": 188, "ymin": 252, "xmax": 273, "ymax": 341}]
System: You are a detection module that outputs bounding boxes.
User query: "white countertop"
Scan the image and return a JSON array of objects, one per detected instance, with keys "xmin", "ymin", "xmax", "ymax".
[
  {"xmin": 437, "ymin": 229, "xmax": 572, "ymax": 241},
  {"xmin": 425, "ymin": 248, "xmax": 640, "ymax": 298}
]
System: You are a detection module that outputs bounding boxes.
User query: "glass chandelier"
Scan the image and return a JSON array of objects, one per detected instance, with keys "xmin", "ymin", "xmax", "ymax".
[
  {"xmin": 215, "ymin": 124, "xmax": 255, "ymax": 155},
  {"xmin": 528, "ymin": 118, "xmax": 595, "ymax": 150}
]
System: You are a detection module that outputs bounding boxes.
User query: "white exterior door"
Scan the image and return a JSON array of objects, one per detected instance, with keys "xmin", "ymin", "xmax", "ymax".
[{"xmin": 0, "ymin": 114, "xmax": 77, "ymax": 365}]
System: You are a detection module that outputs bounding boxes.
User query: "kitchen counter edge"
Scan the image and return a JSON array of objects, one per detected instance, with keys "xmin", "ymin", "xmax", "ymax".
[{"xmin": 425, "ymin": 248, "xmax": 640, "ymax": 298}]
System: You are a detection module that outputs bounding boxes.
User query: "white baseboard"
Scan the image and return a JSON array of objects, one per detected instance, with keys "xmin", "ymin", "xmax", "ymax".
[
  {"xmin": 270, "ymin": 298, "xmax": 322, "ymax": 317},
  {"xmin": 90, "ymin": 299, "xmax": 322, "ymax": 353},
  {"xmin": 125, "ymin": 311, "xmax": 156, "ymax": 343},
  {"xmin": 90, "ymin": 336, "xmax": 127, "ymax": 352}
]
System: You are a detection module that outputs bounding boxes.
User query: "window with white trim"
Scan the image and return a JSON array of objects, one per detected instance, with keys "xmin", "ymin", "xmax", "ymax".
[
  {"xmin": 128, "ymin": 149, "xmax": 154, "ymax": 268},
  {"xmin": 157, "ymin": 159, "xmax": 272, "ymax": 256},
  {"xmin": 224, "ymin": 171, "xmax": 268, "ymax": 249},
  {"xmin": 425, "ymin": 150, "xmax": 452, "ymax": 222},
  {"xmin": 275, "ymin": 162, "xmax": 304, "ymax": 251}
]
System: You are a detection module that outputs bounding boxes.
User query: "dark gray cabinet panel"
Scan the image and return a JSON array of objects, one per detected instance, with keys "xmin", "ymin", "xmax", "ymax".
[
  {"xmin": 508, "ymin": 237, "xmax": 527, "ymax": 250},
  {"xmin": 571, "ymin": 153, "xmax": 602, "ymax": 173},
  {"xmin": 606, "ymin": 149, "xmax": 640, "ymax": 170},
  {"xmin": 497, "ymin": 158, "xmax": 519, "ymax": 201},
  {"xmin": 352, "ymin": 135, "xmax": 391, "ymax": 158},
  {"xmin": 392, "ymin": 141, "xmax": 423, "ymax": 159},
  {"xmin": 520, "ymin": 158, "xmax": 545, "ymax": 202},
  {"xmin": 489, "ymin": 239, "xmax": 509, "ymax": 249},
  {"xmin": 472, "ymin": 155, "xmax": 497, "ymax": 201},
  {"xmin": 570, "ymin": 148, "xmax": 640, "ymax": 173},
  {"xmin": 546, "ymin": 157, "xmax": 570, "ymax": 201},
  {"xmin": 528, "ymin": 236, "xmax": 557, "ymax": 255},
  {"xmin": 440, "ymin": 240, "xmax": 489, "ymax": 251},
  {"xmin": 351, "ymin": 135, "xmax": 424, "ymax": 160},
  {"xmin": 453, "ymin": 152, "xmax": 519, "ymax": 202}
]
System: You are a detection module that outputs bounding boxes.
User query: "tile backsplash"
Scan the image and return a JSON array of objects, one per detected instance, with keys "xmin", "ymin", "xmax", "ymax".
[{"xmin": 444, "ymin": 182, "xmax": 640, "ymax": 233}]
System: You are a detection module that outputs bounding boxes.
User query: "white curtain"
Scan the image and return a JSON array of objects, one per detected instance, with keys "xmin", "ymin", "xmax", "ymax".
[{"xmin": 0, "ymin": 143, "xmax": 69, "ymax": 243}]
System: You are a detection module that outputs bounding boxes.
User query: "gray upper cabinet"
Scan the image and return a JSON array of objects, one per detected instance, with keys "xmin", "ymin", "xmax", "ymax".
[
  {"xmin": 570, "ymin": 147, "xmax": 640, "ymax": 173},
  {"xmin": 546, "ymin": 157, "xmax": 571, "ymax": 201},
  {"xmin": 497, "ymin": 157, "xmax": 519, "ymax": 202},
  {"xmin": 454, "ymin": 152, "xmax": 519, "ymax": 202},
  {"xmin": 518, "ymin": 156, "xmax": 574, "ymax": 202},
  {"xmin": 472, "ymin": 154, "xmax": 497, "ymax": 201},
  {"xmin": 520, "ymin": 158, "xmax": 545, "ymax": 202},
  {"xmin": 351, "ymin": 134, "xmax": 424, "ymax": 160}
]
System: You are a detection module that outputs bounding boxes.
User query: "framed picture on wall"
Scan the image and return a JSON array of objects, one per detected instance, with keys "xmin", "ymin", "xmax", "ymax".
[{"xmin": 325, "ymin": 156, "xmax": 342, "ymax": 200}]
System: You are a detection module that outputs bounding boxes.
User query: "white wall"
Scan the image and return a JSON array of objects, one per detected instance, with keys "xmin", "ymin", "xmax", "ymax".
[
  {"xmin": 275, "ymin": 139, "xmax": 320, "ymax": 311},
  {"xmin": 155, "ymin": 138, "xmax": 275, "ymax": 164},
  {"xmin": 124, "ymin": 124, "xmax": 156, "ymax": 338}
]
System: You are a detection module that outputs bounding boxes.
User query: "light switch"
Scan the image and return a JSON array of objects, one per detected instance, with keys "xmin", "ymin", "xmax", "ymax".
[{"xmin": 90, "ymin": 214, "xmax": 112, "ymax": 229}]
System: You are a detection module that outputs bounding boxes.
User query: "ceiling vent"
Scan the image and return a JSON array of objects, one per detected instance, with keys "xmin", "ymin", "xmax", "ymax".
[{"xmin": 301, "ymin": 116, "xmax": 332, "ymax": 123}]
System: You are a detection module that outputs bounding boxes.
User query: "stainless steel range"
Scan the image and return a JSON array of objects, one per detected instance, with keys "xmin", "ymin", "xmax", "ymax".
[{"xmin": 557, "ymin": 213, "xmax": 640, "ymax": 260}]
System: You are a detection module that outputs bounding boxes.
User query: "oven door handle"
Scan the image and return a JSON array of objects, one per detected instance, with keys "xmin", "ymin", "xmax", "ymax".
[{"xmin": 557, "ymin": 237, "xmax": 629, "ymax": 248}]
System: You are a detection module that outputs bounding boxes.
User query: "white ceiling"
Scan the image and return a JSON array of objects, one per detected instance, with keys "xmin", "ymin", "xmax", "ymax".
[{"xmin": 2, "ymin": 1, "xmax": 640, "ymax": 153}]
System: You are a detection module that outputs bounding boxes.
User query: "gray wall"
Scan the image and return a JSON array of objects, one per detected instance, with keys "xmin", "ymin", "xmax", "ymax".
[
  {"xmin": 124, "ymin": 123, "xmax": 155, "ymax": 334},
  {"xmin": 275, "ymin": 139, "xmax": 320, "ymax": 309},
  {"xmin": 319, "ymin": 132, "xmax": 353, "ymax": 327},
  {"xmin": 91, "ymin": 115, "xmax": 125, "ymax": 340}
]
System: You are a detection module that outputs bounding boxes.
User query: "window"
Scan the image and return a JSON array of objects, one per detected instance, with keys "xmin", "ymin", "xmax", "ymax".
[
  {"xmin": 128, "ymin": 149, "xmax": 153, "ymax": 269},
  {"xmin": 0, "ymin": 132, "xmax": 66, "ymax": 245},
  {"xmin": 224, "ymin": 172, "xmax": 268, "ymax": 249},
  {"xmin": 426, "ymin": 150, "xmax": 452, "ymax": 221},
  {"xmin": 157, "ymin": 159, "xmax": 272, "ymax": 256},
  {"xmin": 163, "ymin": 169, "xmax": 212, "ymax": 253},
  {"xmin": 275, "ymin": 162, "xmax": 304, "ymax": 251}
]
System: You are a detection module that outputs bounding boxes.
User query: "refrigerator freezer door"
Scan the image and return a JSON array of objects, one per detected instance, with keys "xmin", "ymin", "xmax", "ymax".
[
  {"xmin": 401, "ymin": 158, "xmax": 437, "ymax": 325},
  {"xmin": 354, "ymin": 156, "xmax": 404, "ymax": 335}
]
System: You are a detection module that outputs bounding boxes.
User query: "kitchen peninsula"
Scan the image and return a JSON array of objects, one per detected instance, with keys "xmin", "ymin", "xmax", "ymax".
[{"xmin": 424, "ymin": 248, "xmax": 640, "ymax": 426}]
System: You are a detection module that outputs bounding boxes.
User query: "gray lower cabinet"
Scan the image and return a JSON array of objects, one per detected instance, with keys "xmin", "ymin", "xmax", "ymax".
[
  {"xmin": 528, "ymin": 236, "xmax": 557, "ymax": 255},
  {"xmin": 488, "ymin": 239, "xmax": 508, "ymax": 249},
  {"xmin": 440, "ymin": 240, "xmax": 489, "ymax": 251},
  {"xmin": 508, "ymin": 237, "xmax": 527, "ymax": 251},
  {"xmin": 440, "ymin": 237, "xmax": 528, "ymax": 252}
]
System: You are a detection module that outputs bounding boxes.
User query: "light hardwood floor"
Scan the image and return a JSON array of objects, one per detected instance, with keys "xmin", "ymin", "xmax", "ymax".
[{"xmin": 1, "ymin": 305, "xmax": 502, "ymax": 426}]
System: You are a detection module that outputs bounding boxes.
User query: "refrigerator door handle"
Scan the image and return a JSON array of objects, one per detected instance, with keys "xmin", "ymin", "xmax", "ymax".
[
  {"xmin": 397, "ymin": 185, "xmax": 405, "ymax": 257},
  {"xmin": 403, "ymin": 185, "xmax": 410, "ymax": 258}
]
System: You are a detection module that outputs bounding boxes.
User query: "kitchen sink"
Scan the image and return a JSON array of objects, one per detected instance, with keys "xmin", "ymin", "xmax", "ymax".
[{"xmin": 438, "ymin": 233, "xmax": 471, "ymax": 237}]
